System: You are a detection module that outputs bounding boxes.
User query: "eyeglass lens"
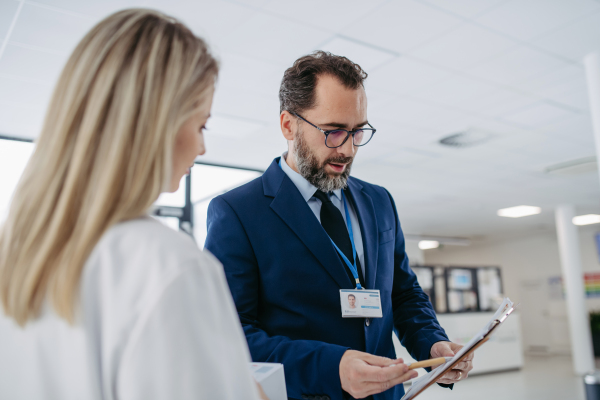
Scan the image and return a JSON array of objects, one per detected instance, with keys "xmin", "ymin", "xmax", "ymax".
[{"xmin": 326, "ymin": 129, "xmax": 373, "ymax": 147}]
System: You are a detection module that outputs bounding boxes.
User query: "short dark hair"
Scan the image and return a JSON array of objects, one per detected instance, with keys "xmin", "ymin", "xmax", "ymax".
[
  {"xmin": 348, "ymin": 294, "xmax": 356, "ymax": 299},
  {"xmin": 279, "ymin": 50, "xmax": 368, "ymax": 114}
]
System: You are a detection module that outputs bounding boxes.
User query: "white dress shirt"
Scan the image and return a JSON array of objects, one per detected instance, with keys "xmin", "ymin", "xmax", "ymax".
[
  {"xmin": 280, "ymin": 153, "xmax": 365, "ymax": 279},
  {"xmin": 0, "ymin": 217, "xmax": 261, "ymax": 400}
]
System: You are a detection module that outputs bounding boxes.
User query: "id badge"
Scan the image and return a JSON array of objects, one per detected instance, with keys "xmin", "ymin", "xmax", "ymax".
[{"xmin": 340, "ymin": 289, "xmax": 383, "ymax": 318}]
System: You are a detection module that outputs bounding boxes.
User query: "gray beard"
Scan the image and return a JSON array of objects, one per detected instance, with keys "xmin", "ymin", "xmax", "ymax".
[{"xmin": 293, "ymin": 128, "xmax": 353, "ymax": 192}]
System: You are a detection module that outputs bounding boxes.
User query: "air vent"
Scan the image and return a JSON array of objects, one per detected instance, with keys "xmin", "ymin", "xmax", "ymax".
[
  {"xmin": 439, "ymin": 128, "xmax": 494, "ymax": 148},
  {"xmin": 544, "ymin": 156, "xmax": 597, "ymax": 176}
]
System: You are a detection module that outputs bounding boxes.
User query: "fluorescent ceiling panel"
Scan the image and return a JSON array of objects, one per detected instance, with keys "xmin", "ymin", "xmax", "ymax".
[
  {"xmin": 319, "ymin": 36, "xmax": 397, "ymax": 72},
  {"xmin": 497, "ymin": 205, "xmax": 541, "ymax": 218},
  {"xmin": 573, "ymin": 214, "xmax": 600, "ymax": 225},
  {"xmin": 418, "ymin": 240, "xmax": 439, "ymax": 250}
]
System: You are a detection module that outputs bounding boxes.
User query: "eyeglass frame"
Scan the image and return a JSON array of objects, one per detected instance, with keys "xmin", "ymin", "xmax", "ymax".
[{"xmin": 290, "ymin": 111, "xmax": 376, "ymax": 149}]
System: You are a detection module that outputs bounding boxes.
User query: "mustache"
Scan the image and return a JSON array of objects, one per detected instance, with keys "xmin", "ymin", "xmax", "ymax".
[{"xmin": 324, "ymin": 155, "xmax": 353, "ymax": 165}]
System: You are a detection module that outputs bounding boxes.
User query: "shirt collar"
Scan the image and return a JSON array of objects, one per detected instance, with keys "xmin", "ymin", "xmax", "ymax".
[{"xmin": 280, "ymin": 152, "xmax": 342, "ymax": 202}]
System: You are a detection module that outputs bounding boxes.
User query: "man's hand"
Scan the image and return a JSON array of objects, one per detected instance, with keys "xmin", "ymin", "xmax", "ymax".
[
  {"xmin": 430, "ymin": 341, "xmax": 474, "ymax": 385},
  {"xmin": 339, "ymin": 350, "xmax": 417, "ymax": 399}
]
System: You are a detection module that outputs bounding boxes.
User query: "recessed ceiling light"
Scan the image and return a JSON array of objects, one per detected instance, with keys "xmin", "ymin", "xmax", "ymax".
[
  {"xmin": 497, "ymin": 205, "xmax": 541, "ymax": 218},
  {"xmin": 573, "ymin": 214, "xmax": 600, "ymax": 226},
  {"xmin": 419, "ymin": 240, "xmax": 439, "ymax": 250}
]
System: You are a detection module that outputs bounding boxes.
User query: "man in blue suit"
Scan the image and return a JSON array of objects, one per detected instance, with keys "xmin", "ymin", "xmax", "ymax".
[{"xmin": 205, "ymin": 51, "xmax": 473, "ymax": 400}]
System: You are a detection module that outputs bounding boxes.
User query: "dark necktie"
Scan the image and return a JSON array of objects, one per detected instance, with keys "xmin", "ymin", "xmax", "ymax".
[{"xmin": 313, "ymin": 190, "xmax": 365, "ymax": 288}]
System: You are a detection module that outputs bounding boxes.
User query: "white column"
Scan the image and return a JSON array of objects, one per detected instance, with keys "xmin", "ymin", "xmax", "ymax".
[
  {"xmin": 584, "ymin": 52, "xmax": 600, "ymax": 177},
  {"xmin": 555, "ymin": 205, "xmax": 594, "ymax": 375}
]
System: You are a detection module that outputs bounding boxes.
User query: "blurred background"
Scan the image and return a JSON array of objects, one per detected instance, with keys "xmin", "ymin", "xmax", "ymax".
[{"xmin": 1, "ymin": 0, "xmax": 600, "ymax": 399}]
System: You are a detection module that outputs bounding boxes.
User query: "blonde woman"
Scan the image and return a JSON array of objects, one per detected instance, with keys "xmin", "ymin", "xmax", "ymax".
[{"xmin": 0, "ymin": 9, "xmax": 264, "ymax": 400}]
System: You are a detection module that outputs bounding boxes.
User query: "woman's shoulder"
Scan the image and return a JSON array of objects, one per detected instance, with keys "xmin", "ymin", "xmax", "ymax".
[{"xmin": 91, "ymin": 216, "xmax": 218, "ymax": 277}]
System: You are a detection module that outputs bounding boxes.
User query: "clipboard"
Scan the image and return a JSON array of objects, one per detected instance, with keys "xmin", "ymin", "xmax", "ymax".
[{"xmin": 400, "ymin": 298, "xmax": 518, "ymax": 400}]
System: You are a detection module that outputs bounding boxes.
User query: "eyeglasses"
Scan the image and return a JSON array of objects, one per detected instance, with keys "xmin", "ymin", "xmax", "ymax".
[{"xmin": 291, "ymin": 112, "xmax": 376, "ymax": 149}]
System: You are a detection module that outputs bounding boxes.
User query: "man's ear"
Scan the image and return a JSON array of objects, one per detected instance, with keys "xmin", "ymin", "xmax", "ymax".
[{"xmin": 280, "ymin": 111, "xmax": 295, "ymax": 141}]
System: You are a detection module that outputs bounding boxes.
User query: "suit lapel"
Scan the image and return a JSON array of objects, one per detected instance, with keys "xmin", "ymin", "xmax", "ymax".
[
  {"xmin": 346, "ymin": 178, "xmax": 379, "ymax": 289},
  {"xmin": 264, "ymin": 159, "xmax": 352, "ymax": 289}
]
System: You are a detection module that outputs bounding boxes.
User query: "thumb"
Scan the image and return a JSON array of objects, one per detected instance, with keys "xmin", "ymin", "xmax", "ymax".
[{"xmin": 437, "ymin": 342, "xmax": 455, "ymax": 358}]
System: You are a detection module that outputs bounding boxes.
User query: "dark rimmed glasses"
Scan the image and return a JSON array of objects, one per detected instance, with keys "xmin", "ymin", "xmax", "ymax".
[{"xmin": 291, "ymin": 112, "xmax": 376, "ymax": 149}]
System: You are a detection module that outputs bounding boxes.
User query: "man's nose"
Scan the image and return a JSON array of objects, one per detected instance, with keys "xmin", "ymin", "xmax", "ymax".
[{"xmin": 337, "ymin": 135, "xmax": 355, "ymax": 157}]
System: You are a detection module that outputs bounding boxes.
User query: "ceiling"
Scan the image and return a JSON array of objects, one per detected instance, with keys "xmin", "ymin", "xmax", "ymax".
[{"xmin": 1, "ymin": 0, "xmax": 600, "ymax": 240}]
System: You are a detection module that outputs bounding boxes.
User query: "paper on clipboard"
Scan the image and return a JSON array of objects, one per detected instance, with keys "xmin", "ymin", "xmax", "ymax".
[{"xmin": 400, "ymin": 298, "xmax": 517, "ymax": 400}]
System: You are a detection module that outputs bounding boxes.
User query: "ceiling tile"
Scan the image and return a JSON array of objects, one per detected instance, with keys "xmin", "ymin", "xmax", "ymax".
[
  {"xmin": 217, "ymin": 53, "xmax": 284, "ymax": 98},
  {"xmin": 0, "ymin": 43, "xmax": 65, "ymax": 84},
  {"xmin": 366, "ymin": 56, "xmax": 451, "ymax": 95},
  {"xmin": 24, "ymin": 0, "xmax": 145, "ymax": 18},
  {"xmin": 539, "ymin": 114, "xmax": 595, "ymax": 147},
  {"xmin": 418, "ymin": 0, "xmax": 507, "ymax": 18},
  {"xmin": 319, "ymin": 36, "xmax": 397, "ymax": 72},
  {"xmin": 502, "ymin": 101, "xmax": 577, "ymax": 126},
  {"xmin": 157, "ymin": 1, "xmax": 257, "ymax": 51},
  {"xmin": 0, "ymin": 75, "xmax": 53, "ymax": 108},
  {"xmin": 211, "ymin": 87, "xmax": 279, "ymax": 124},
  {"xmin": 465, "ymin": 45, "xmax": 573, "ymax": 86},
  {"xmin": 412, "ymin": 74, "xmax": 500, "ymax": 111},
  {"xmin": 217, "ymin": 12, "xmax": 331, "ymax": 66},
  {"xmin": 0, "ymin": 102, "xmax": 44, "ymax": 138},
  {"xmin": 515, "ymin": 64, "xmax": 586, "ymax": 98},
  {"xmin": 467, "ymin": 88, "xmax": 539, "ymax": 117},
  {"xmin": 532, "ymin": 10, "xmax": 600, "ymax": 62},
  {"xmin": 376, "ymin": 96, "xmax": 477, "ymax": 133},
  {"xmin": 474, "ymin": 0, "xmax": 600, "ymax": 41},
  {"xmin": 365, "ymin": 89, "xmax": 398, "ymax": 114},
  {"xmin": 10, "ymin": 3, "xmax": 94, "ymax": 54},
  {"xmin": 0, "ymin": 0, "xmax": 19, "ymax": 42},
  {"xmin": 205, "ymin": 115, "xmax": 266, "ymax": 138},
  {"xmin": 409, "ymin": 23, "xmax": 517, "ymax": 70},
  {"xmin": 261, "ymin": 0, "xmax": 388, "ymax": 31},
  {"xmin": 342, "ymin": 0, "xmax": 464, "ymax": 53},
  {"xmin": 547, "ymin": 84, "xmax": 590, "ymax": 111}
]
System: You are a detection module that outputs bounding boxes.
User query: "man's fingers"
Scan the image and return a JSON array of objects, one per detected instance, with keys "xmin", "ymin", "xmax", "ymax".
[
  {"xmin": 361, "ymin": 353, "xmax": 396, "ymax": 367},
  {"xmin": 361, "ymin": 363, "xmax": 409, "ymax": 383},
  {"xmin": 362, "ymin": 370, "xmax": 418, "ymax": 397},
  {"xmin": 454, "ymin": 361, "xmax": 469, "ymax": 370}
]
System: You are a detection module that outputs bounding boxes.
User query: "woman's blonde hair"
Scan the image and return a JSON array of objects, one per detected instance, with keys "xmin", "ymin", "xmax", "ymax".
[{"xmin": 0, "ymin": 9, "xmax": 218, "ymax": 326}]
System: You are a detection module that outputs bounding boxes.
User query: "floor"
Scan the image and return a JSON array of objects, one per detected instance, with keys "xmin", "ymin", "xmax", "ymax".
[{"xmin": 405, "ymin": 354, "xmax": 587, "ymax": 400}]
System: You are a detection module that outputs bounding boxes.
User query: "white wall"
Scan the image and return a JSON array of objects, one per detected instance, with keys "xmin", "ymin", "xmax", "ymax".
[{"xmin": 423, "ymin": 225, "xmax": 600, "ymax": 355}]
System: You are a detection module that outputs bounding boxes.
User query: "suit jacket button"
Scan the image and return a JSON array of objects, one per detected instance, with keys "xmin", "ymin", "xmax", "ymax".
[{"xmin": 365, "ymin": 318, "xmax": 370, "ymax": 326}]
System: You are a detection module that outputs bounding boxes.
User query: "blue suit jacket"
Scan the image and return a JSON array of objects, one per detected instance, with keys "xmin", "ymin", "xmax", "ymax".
[{"xmin": 205, "ymin": 158, "xmax": 449, "ymax": 400}]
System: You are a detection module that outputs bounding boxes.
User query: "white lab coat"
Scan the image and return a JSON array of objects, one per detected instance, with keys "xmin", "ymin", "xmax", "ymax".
[{"xmin": 0, "ymin": 217, "xmax": 261, "ymax": 400}]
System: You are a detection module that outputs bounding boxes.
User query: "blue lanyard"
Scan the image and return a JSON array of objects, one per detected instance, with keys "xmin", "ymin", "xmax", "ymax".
[
  {"xmin": 277, "ymin": 159, "xmax": 362, "ymax": 289},
  {"xmin": 326, "ymin": 191, "xmax": 362, "ymax": 290}
]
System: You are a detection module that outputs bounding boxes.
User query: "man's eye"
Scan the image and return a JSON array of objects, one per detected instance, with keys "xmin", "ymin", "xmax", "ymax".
[{"xmin": 199, "ymin": 125, "xmax": 207, "ymax": 133}]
